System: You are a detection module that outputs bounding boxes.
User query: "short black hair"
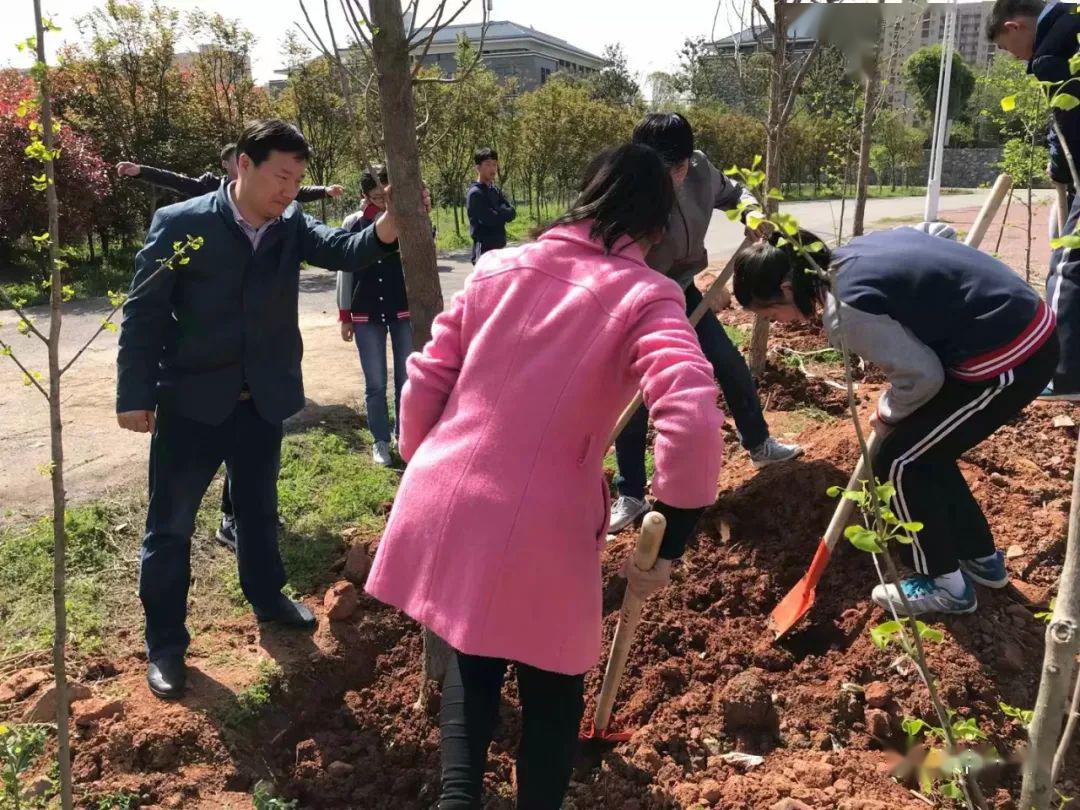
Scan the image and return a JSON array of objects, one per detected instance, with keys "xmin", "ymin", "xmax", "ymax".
[
  {"xmin": 360, "ymin": 164, "xmax": 389, "ymax": 195},
  {"xmin": 986, "ymin": 0, "xmax": 1044, "ymax": 40},
  {"xmin": 546, "ymin": 143, "xmax": 674, "ymax": 254},
  {"xmin": 632, "ymin": 113, "xmax": 695, "ymax": 167},
  {"xmin": 236, "ymin": 119, "xmax": 311, "ymax": 166},
  {"xmin": 474, "ymin": 147, "xmax": 498, "ymax": 166},
  {"xmin": 220, "ymin": 143, "xmax": 237, "ymax": 163},
  {"xmin": 733, "ymin": 230, "xmax": 831, "ymax": 317}
]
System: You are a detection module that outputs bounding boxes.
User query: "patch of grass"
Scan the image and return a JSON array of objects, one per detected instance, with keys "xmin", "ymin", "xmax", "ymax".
[
  {"xmin": 724, "ymin": 324, "xmax": 750, "ymax": 350},
  {"xmin": 0, "ymin": 505, "xmax": 124, "ymax": 656},
  {"xmin": 781, "ymin": 186, "xmax": 968, "ymax": 202},
  {"xmin": 429, "ymin": 202, "xmax": 563, "ymax": 254},
  {"xmin": 253, "ymin": 781, "xmax": 298, "ymax": 810},
  {"xmin": 1, "ymin": 244, "xmax": 139, "ymax": 309},
  {"xmin": 795, "ymin": 404, "xmax": 834, "ymax": 423},
  {"xmin": 91, "ymin": 790, "xmax": 141, "ymax": 810},
  {"xmin": 781, "ymin": 347, "xmax": 843, "ymax": 370},
  {"xmin": 218, "ymin": 659, "xmax": 284, "ymax": 729},
  {"xmin": 602, "ymin": 449, "xmax": 654, "ymax": 494}
]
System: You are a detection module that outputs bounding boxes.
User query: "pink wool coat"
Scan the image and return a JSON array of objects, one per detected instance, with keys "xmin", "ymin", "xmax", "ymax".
[{"xmin": 365, "ymin": 221, "xmax": 724, "ymax": 675}]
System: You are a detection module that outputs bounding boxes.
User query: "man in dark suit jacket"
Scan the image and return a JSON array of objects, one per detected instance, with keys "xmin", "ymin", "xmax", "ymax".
[
  {"xmin": 117, "ymin": 119, "xmax": 419, "ymax": 699},
  {"xmin": 989, "ymin": 0, "xmax": 1080, "ymax": 399}
]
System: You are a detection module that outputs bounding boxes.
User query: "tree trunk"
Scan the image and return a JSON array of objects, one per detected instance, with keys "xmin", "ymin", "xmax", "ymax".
[
  {"xmin": 853, "ymin": 44, "xmax": 882, "ymax": 238},
  {"xmin": 33, "ymin": 3, "xmax": 73, "ymax": 807},
  {"xmin": 320, "ymin": 197, "xmax": 328, "ymax": 224},
  {"xmin": 370, "ymin": 0, "xmax": 442, "ymax": 347},
  {"xmin": 1020, "ymin": 429, "xmax": 1080, "ymax": 808},
  {"xmin": 87, "ymin": 231, "xmax": 95, "ymax": 264},
  {"xmin": 1026, "ymin": 180, "xmax": 1033, "ymax": 284}
]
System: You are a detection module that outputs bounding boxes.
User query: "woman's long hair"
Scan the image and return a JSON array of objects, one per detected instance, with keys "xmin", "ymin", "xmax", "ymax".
[{"xmin": 544, "ymin": 143, "xmax": 674, "ymax": 254}]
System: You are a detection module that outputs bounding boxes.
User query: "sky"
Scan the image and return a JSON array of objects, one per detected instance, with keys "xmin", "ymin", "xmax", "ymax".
[{"xmin": 1, "ymin": 0, "xmax": 748, "ymax": 90}]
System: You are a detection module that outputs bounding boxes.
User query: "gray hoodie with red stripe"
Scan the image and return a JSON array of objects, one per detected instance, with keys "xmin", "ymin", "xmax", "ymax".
[{"xmin": 824, "ymin": 228, "xmax": 1055, "ymax": 424}]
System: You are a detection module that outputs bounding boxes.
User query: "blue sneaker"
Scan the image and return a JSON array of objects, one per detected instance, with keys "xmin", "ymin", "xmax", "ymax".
[
  {"xmin": 871, "ymin": 574, "xmax": 977, "ymax": 616},
  {"xmin": 1039, "ymin": 384, "xmax": 1080, "ymax": 401},
  {"xmin": 960, "ymin": 551, "xmax": 1010, "ymax": 588}
]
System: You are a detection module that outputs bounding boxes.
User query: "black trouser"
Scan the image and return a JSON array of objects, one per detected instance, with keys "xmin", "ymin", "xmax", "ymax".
[
  {"xmin": 221, "ymin": 475, "xmax": 233, "ymax": 519},
  {"xmin": 872, "ymin": 338, "xmax": 1058, "ymax": 577},
  {"xmin": 1049, "ymin": 191, "xmax": 1080, "ymax": 393},
  {"xmin": 140, "ymin": 399, "xmax": 286, "ymax": 661},
  {"xmin": 614, "ymin": 283, "xmax": 769, "ymax": 500},
  {"xmin": 439, "ymin": 650, "xmax": 585, "ymax": 810}
]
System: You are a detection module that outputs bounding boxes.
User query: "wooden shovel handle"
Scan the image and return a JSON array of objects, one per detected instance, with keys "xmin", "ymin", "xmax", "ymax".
[
  {"xmin": 593, "ymin": 511, "xmax": 667, "ymax": 734},
  {"xmin": 607, "ymin": 237, "xmax": 753, "ymax": 447},
  {"xmin": 823, "ymin": 432, "xmax": 881, "ymax": 553}
]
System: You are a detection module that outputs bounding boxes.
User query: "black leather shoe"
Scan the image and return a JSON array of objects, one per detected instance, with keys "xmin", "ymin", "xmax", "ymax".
[
  {"xmin": 254, "ymin": 595, "xmax": 317, "ymax": 630},
  {"xmin": 147, "ymin": 656, "xmax": 187, "ymax": 700}
]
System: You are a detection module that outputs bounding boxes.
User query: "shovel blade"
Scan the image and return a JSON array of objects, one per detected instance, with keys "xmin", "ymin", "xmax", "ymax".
[{"xmin": 769, "ymin": 538, "xmax": 831, "ymax": 640}]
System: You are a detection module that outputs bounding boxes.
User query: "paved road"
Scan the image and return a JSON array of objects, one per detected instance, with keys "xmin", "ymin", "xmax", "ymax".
[{"xmin": 0, "ymin": 191, "xmax": 1023, "ymax": 519}]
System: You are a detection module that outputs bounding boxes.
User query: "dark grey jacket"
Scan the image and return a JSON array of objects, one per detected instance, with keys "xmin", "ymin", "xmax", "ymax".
[
  {"xmin": 646, "ymin": 150, "xmax": 759, "ymax": 290},
  {"xmin": 117, "ymin": 185, "xmax": 396, "ymax": 425}
]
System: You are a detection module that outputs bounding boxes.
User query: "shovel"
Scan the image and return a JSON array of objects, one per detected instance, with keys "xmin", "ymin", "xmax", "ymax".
[
  {"xmin": 769, "ymin": 432, "xmax": 880, "ymax": 640},
  {"xmin": 583, "ymin": 510, "xmax": 667, "ymax": 742}
]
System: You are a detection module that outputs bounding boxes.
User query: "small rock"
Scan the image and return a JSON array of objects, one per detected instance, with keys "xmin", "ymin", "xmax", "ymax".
[
  {"xmin": 632, "ymin": 744, "xmax": 663, "ymax": 772},
  {"xmin": 721, "ymin": 751, "xmax": 765, "ymax": 768},
  {"xmin": 1006, "ymin": 544, "xmax": 1026, "ymax": 559},
  {"xmin": 324, "ymin": 581, "xmax": 359, "ymax": 621},
  {"xmin": 1053, "ymin": 414, "xmax": 1075, "ymax": 428},
  {"xmin": 27, "ymin": 776, "xmax": 51, "ymax": 798},
  {"xmin": 989, "ymin": 472, "xmax": 1009, "ymax": 488},
  {"xmin": 165, "ymin": 795, "xmax": 184, "ymax": 809},
  {"xmin": 865, "ymin": 707, "xmax": 893, "ymax": 739},
  {"xmin": 863, "ymin": 681, "xmax": 893, "ymax": 709},
  {"xmin": 343, "ymin": 544, "xmax": 371, "ymax": 586},
  {"xmin": 717, "ymin": 669, "xmax": 775, "ymax": 730},
  {"xmin": 771, "ymin": 800, "xmax": 812, "ymax": 810},
  {"xmin": 1001, "ymin": 640, "xmax": 1026, "ymax": 673},
  {"xmin": 22, "ymin": 682, "xmax": 92, "ymax": 723},
  {"xmin": 296, "ymin": 739, "xmax": 320, "ymax": 765},
  {"xmin": 73, "ymin": 698, "xmax": 123, "ymax": 727},
  {"xmin": 699, "ymin": 778, "xmax": 723, "ymax": 804},
  {"xmin": 833, "ymin": 778, "xmax": 853, "ymax": 794},
  {"xmin": 0, "ymin": 669, "xmax": 50, "ymax": 703},
  {"xmin": 673, "ymin": 782, "xmax": 700, "ymax": 806},
  {"xmin": 792, "ymin": 758, "xmax": 835, "ymax": 789},
  {"xmin": 838, "ymin": 801, "xmax": 888, "ymax": 810},
  {"xmin": 327, "ymin": 760, "xmax": 354, "ymax": 778}
]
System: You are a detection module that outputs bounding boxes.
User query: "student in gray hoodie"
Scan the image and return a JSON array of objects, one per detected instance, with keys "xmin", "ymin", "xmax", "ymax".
[{"xmin": 610, "ymin": 114, "xmax": 803, "ymax": 532}]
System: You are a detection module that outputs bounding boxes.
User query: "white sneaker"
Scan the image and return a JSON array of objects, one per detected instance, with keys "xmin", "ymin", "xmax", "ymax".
[
  {"xmin": 609, "ymin": 496, "xmax": 649, "ymax": 533},
  {"xmin": 372, "ymin": 441, "xmax": 393, "ymax": 467},
  {"xmin": 871, "ymin": 574, "xmax": 977, "ymax": 616},
  {"xmin": 749, "ymin": 437, "xmax": 805, "ymax": 469}
]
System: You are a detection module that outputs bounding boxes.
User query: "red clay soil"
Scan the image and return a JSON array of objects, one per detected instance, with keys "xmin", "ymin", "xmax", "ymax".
[{"xmin": 38, "ymin": 388, "xmax": 1079, "ymax": 809}]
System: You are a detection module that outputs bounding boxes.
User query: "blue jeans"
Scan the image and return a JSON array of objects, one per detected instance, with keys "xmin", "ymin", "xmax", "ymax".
[
  {"xmin": 354, "ymin": 319, "xmax": 413, "ymax": 443},
  {"xmin": 614, "ymin": 283, "xmax": 769, "ymax": 501},
  {"xmin": 140, "ymin": 400, "xmax": 285, "ymax": 661}
]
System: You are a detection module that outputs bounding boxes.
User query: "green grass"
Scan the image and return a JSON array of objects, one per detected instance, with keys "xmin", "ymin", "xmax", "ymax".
[
  {"xmin": 430, "ymin": 202, "xmax": 563, "ymax": 254},
  {"xmin": 0, "ymin": 418, "xmax": 398, "ymax": 658},
  {"xmin": 1, "ymin": 244, "xmax": 138, "ymax": 310},
  {"xmin": 603, "ymin": 449, "xmax": 654, "ymax": 493},
  {"xmin": 724, "ymin": 324, "xmax": 750, "ymax": 350},
  {"xmin": 91, "ymin": 791, "xmax": 140, "ymax": 810},
  {"xmin": 216, "ymin": 659, "xmax": 284, "ymax": 729},
  {"xmin": 780, "ymin": 347, "xmax": 843, "ymax": 369},
  {"xmin": 781, "ymin": 186, "xmax": 968, "ymax": 202}
]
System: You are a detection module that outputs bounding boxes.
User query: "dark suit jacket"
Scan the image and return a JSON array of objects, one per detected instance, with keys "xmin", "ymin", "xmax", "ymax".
[{"xmin": 117, "ymin": 184, "xmax": 396, "ymax": 425}]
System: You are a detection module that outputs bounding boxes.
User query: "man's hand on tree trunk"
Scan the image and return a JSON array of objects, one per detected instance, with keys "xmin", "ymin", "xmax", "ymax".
[{"xmin": 377, "ymin": 185, "xmax": 433, "ymax": 245}]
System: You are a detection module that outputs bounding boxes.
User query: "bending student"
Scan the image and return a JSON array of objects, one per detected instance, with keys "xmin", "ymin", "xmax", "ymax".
[{"xmin": 733, "ymin": 227, "xmax": 1056, "ymax": 617}]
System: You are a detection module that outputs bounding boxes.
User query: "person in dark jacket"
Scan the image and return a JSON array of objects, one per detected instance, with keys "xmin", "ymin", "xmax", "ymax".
[
  {"xmin": 734, "ymin": 227, "xmax": 1058, "ymax": 617},
  {"xmin": 989, "ymin": 0, "xmax": 1080, "ymax": 400},
  {"xmin": 116, "ymin": 142, "xmax": 345, "ymax": 204},
  {"xmin": 336, "ymin": 165, "xmax": 415, "ymax": 467},
  {"xmin": 117, "ymin": 143, "xmax": 347, "ymax": 547},
  {"xmin": 608, "ymin": 113, "xmax": 802, "ymax": 533},
  {"xmin": 116, "ymin": 119, "xmax": 421, "ymax": 700},
  {"xmin": 465, "ymin": 147, "xmax": 515, "ymax": 263}
]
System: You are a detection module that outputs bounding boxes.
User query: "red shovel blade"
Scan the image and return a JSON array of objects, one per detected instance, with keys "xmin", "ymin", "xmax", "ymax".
[
  {"xmin": 769, "ymin": 538, "xmax": 831, "ymax": 640},
  {"xmin": 579, "ymin": 715, "xmax": 635, "ymax": 743}
]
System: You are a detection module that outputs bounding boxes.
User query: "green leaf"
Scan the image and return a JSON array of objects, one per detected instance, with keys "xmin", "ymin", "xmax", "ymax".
[
  {"xmin": 1051, "ymin": 234, "xmax": 1080, "ymax": 249},
  {"xmin": 914, "ymin": 621, "xmax": 943, "ymax": 644},
  {"xmin": 875, "ymin": 483, "xmax": 896, "ymax": 503},
  {"xmin": 805, "ymin": 241, "xmax": 825, "ymax": 253},
  {"xmin": 845, "ymin": 525, "xmax": 883, "ymax": 553},
  {"xmin": 941, "ymin": 782, "xmax": 964, "ymax": 801},
  {"xmin": 901, "ymin": 521, "xmax": 924, "ymax": 533},
  {"xmin": 826, "ymin": 486, "xmax": 842, "ymax": 498},
  {"xmin": 1071, "ymin": 53, "xmax": 1080, "ymax": 76},
  {"xmin": 1000, "ymin": 94, "xmax": 1017, "ymax": 112},
  {"xmin": 725, "ymin": 209, "xmax": 741, "ymax": 222},
  {"xmin": 870, "ymin": 619, "xmax": 904, "ymax": 649},
  {"xmin": 752, "ymin": 154, "xmax": 762, "ymax": 170},
  {"xmin": 1053, "ymin": 93, "xmax": 1080, "ymax": 111}
]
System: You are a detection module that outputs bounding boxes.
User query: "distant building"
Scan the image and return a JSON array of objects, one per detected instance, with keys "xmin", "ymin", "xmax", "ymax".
[
  {"xmin": 173, "ymin": 44, "xmax": 253, "ymax": 80},
  {"xmin": 411, "ymin": 20, "xmax": 605, "ymax": 90}
]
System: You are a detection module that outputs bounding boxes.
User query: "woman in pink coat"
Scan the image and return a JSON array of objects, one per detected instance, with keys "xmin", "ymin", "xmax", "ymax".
[{"xmin": 366, "ymin": 144, "xmax": 725, "ymax": 809}]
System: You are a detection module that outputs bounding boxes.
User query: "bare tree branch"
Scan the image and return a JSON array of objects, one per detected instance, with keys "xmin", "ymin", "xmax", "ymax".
[
  {"xmin": 409, "ymin": 2, "xmax": 451, "ymax": 45},
  {"xmin": 410, "ymin": 0, "xmax": 447, "ymax": 79},
  {"xmin": 0, "ymin": 287, "xmax": 50, "ymax": 346},
  {"xmin": 339, "ymin": 0, "xmax": 371, "ymax": 51},
  {"xmin": 297, "ymin": 0, "xmax": 338, "ymax": 59},
  {"xmin": 345, "ymin": 0, "xmax": 375, "ymax": 38},
  {"xmin": 404, "ymin": 0, "xmax": 419, "ymax": 36},
  {"xmin": 413, "ymin": 2, "xmax": 490, "ymax": 85},
  {"xmin": 0, "ymin": 338, "xmax": 49, "ymax": 400},
  {"xmin": 779, "ymin": 42, "xmax": 821, "ymax": 125}
]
